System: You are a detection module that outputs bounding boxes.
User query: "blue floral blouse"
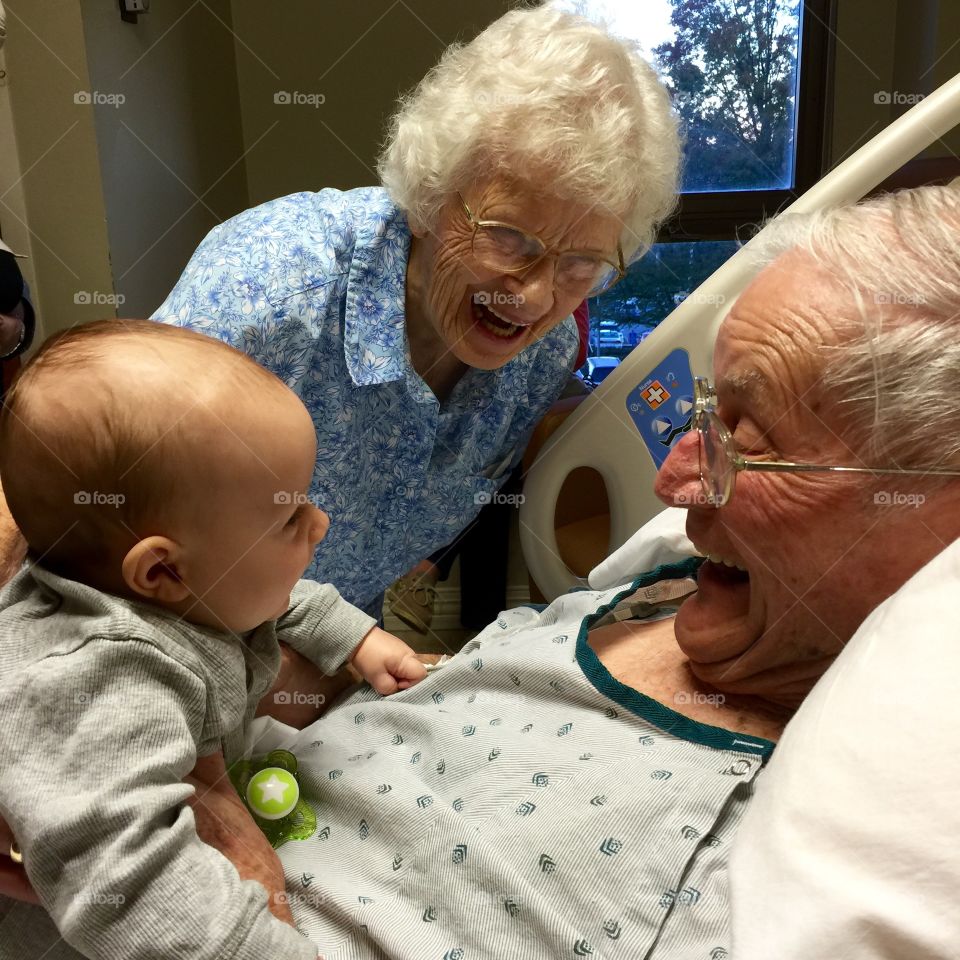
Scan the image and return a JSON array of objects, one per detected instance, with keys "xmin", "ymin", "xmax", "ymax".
[{"xmin": 152, "ymin": 187, "xmax": 579, "ymax": 614}]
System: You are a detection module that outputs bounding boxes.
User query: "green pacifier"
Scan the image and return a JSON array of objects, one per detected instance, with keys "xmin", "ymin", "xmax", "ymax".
[
  {"xmin": 229, "ymin": 749, "xmax": 318, "ymax": 848},
  {"xmin": 245, "ymin": 767, "xmax": 300, "ymax": 820}
]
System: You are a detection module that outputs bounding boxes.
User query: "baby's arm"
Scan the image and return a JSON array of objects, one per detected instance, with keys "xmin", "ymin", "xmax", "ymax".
[
  {"xmin": 0, "ymin": 638, "xmax": 317, "ymax": 960},
  {"xmin": 274, "ymin": 580, "xmax": 426, "ymax": 696}
]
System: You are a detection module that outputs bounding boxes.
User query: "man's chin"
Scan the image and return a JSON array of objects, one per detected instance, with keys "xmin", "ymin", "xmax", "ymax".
[{"xmin": 674, "ymin": 560, "xmax": 758, "ymax": 665}]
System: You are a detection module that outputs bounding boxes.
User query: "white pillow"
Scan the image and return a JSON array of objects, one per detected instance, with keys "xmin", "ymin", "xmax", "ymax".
[
  {"xmin": 588, "ymin": 507, "xmax": 695, "ymax": 590},
  {"xmin": 730, "ymin": 536, "xmax": 960, "ymax": 959}
]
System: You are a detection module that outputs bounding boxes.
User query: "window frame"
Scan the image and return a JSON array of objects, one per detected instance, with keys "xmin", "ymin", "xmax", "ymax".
[{"xmin": 657, "ymin": 0, "xmax": 838, "ymax": 244}]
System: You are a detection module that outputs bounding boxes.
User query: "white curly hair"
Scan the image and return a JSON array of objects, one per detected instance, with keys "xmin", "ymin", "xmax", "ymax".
[
  {"xmin": 377, "ymin": 3, "xmax": 681, "ymax": 263},
  {"xmin": 749, "ymin": 179, "xmax": 960, "ymax": 469}
]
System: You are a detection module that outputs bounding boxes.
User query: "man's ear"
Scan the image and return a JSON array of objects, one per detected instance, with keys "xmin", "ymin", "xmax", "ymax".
[{"xmin": 121, "ymin": 536, "xmax": 190, "ymax": 603}]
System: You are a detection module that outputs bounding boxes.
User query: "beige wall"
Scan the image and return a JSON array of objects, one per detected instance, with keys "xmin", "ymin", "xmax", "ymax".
[
  {"xmin": 831, "ymin": 0, "xmax": 960, "ymax": 166},
  {"xmin": 228, "ymin": 0, "xmax": 513, "ymax": 204},
  {"xmin": 2, "ymin": 0, "xmax": 114, "ymax": 340},
  {"xmin": 1, "ymin": 0, "xmax": 250, "ymax": 334},
  {"xmin": 80, "ymin": 0, "xmax": 249, "ymax": 319}
]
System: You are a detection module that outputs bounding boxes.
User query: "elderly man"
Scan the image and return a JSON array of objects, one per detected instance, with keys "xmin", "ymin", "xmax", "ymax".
[
  {"xmin": 713, "ymin": 182, "xmax": 960, "ymax": 959},
  {"xmin": 2, "ymin": 184, "xmax": 959, "ymax": 958}
]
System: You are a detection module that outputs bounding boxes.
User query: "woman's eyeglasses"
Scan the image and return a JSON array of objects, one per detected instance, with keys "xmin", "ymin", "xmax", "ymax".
[{"xmin": 458, "ymin": 192, "xmax": 624, "ymax": 298}]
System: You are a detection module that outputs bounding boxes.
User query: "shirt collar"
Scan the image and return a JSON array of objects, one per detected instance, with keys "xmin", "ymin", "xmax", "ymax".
[{"xmin": 343, "ymin": 189, "xmax": 412, "ymax": 387}]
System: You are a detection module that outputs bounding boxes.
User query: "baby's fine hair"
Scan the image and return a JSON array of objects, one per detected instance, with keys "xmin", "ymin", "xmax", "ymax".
[{"xmin": 0, "ymin": 319, "xmax": 286, "ymax": 580}]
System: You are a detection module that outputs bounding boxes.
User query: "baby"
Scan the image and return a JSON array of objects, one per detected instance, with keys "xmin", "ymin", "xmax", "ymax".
[{"xmin": 0, "ymin": 320, "xmax": 426, "ymax": 960}]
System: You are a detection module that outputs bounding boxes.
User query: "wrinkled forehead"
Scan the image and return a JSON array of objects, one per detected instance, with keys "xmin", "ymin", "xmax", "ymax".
[{"xmin": 714, "ymin": 251, "xmax": 848, "ymax": 404}]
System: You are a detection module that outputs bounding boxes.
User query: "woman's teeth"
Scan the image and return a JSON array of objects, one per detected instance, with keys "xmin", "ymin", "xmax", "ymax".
[{"xmin": 472, "ymin": 301, "xmax": 523, "ymax": 338}]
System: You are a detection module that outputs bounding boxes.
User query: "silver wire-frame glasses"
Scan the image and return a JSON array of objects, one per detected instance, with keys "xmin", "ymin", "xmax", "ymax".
[{"xmin": 694, "ymin": 376, "xmax": 960, "ymax": 507}]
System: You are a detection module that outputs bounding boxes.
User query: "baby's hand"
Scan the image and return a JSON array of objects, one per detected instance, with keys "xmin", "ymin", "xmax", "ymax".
[{"xmin": 350, "ymin": 626, "xmax": 428, "ymax": 695}]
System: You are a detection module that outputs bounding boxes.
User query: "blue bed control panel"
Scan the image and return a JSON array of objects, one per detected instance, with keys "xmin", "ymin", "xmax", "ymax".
[{"xmin": 625, "ymin": 348, "xmax": 695, "ymax": 469}]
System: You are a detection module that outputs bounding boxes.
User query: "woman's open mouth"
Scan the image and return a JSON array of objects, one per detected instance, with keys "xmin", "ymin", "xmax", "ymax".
[{"xmin": 471, "ymin": 300, "xmax": 527, "ymax": 340}]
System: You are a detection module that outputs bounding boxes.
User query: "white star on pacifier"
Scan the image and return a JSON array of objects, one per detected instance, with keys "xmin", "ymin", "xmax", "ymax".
[{"xmin": 257, "ymin": 774, "xmax": 289, "ymax": 805}]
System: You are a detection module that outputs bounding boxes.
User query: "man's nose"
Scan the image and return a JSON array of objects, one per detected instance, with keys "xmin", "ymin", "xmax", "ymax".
[{"xmin": 654, "ymin": 429, "xmax": 704, "ymax": 509}]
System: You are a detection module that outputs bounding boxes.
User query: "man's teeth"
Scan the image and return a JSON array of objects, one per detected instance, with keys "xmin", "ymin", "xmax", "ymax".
[{"xmin": 704, "ymin": 552, "xmax": 748, "ymax": 573}]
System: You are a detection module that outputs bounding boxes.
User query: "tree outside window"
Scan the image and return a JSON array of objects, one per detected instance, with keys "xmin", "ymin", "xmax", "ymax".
[{"xmin": 553, "ymin": 0, "xmax": 827, "ymax": 363}]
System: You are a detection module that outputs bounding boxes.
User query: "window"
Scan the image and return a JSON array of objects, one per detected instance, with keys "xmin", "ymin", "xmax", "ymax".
[
  {"xmin": 587, "ymin": 240, "xmax": 740, "ymax": 350},
  {"xmin": 554, "ymin": 0, "xmax": 834, "ymax": 361}
]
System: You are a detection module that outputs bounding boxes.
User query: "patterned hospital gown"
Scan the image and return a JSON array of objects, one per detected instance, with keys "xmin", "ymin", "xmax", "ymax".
[
  {"xmin": 151, "ymin": 186, "xmax": 579, "ymax": 615},
  {"xmin": 260, "ymin": 561, "xmax": 774, "ymax": 959}
]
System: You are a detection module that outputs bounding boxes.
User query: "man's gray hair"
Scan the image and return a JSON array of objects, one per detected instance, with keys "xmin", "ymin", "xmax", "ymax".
[
  {"xmin": 377, "ymin": 4, "xmax": 681, "ymax": 264},
  {"xmin": 749, "ymin": 180, "xmax": 960, "ymax": 469}
]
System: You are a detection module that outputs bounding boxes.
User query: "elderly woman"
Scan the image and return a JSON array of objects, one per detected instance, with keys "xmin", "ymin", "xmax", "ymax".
[{"xmin": 150, "ymin": 6, "xmax": 680, "ymax": 619}]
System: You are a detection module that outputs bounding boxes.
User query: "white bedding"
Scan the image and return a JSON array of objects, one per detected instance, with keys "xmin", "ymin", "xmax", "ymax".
[{"xmin": 587, "ymin": 507, "xmax": 695, "ymax": 590}]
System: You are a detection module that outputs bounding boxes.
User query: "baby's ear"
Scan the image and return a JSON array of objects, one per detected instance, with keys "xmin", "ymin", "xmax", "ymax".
[{"xmin": 121, "ymin": 536, "xmax": 189, "ymax": 603}]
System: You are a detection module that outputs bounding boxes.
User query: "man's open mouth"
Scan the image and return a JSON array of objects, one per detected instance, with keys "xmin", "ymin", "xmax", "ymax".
[
  {"xmin": 692, "ymin": 546, "xmax": 751, "ymax": 596},
  {"xmin": 698, "ymin": 557, "xmax": 750, "ymax": 583}
]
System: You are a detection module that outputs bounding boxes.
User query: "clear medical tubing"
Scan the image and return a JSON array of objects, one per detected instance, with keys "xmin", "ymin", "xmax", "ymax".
[{"xmin": 520, "ymin": 71, "xmax": 960, "ymax": 601}]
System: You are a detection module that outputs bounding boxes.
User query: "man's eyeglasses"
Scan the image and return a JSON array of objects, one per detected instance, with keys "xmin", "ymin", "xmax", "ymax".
[
  {"xmin": 458, "ymin": 192, "xmax": 625, "ymax": 298},
  {"xmin": 694, "ymin": 376, "xmax": 960, "ymax": 508}
]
